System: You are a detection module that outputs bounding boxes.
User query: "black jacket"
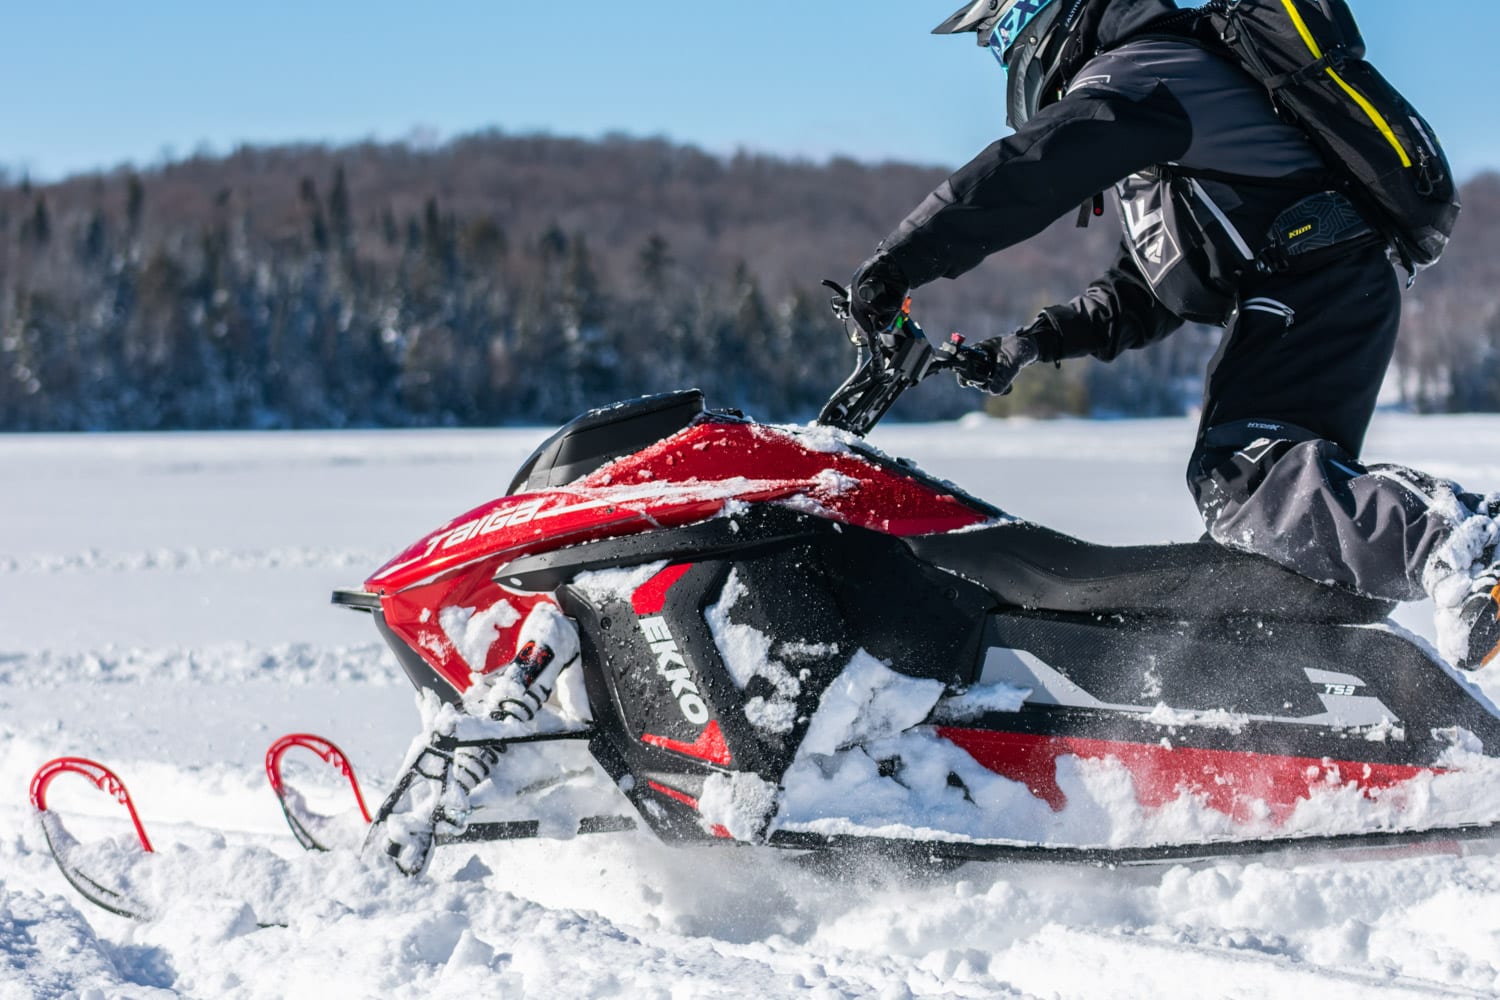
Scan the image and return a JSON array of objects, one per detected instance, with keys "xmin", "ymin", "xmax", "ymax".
[{"xmin": 878, "ymin": 0, "xmax": 1334, "ymax": 363}]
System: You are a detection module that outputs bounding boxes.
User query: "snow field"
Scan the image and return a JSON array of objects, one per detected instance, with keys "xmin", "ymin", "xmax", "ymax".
[{"xmin": 3, "ymin": 415, "xmax": 1500, "ymax": 997}]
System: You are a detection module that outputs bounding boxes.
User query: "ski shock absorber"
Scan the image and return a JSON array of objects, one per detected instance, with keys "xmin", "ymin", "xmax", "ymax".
[
  {"xmin": 486, "ymin": 639, "xmax": 558, "ymax": 723},
  {"xmin": 451, "ymin": 742, "xmax": 505, "ymax": 796}
]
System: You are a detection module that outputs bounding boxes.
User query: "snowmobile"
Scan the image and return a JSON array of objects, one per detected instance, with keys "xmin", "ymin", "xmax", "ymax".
[
  {"xmin": 32, "ymin": 288, "xmax": 1500, "ymax": 914},
  {"xmin": 332, "ymin": 285, "xmax": 1500, "ymax": 874}
]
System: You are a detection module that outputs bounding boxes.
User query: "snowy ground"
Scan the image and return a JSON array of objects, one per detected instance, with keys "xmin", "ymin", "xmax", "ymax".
[{"xmin": 5, "ymin": 413, "xmax": 1500, "ymax": 999}]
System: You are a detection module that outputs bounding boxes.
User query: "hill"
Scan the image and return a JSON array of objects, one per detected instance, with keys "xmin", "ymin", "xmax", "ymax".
[{"xmin": 0, "ymin": 131, "xmax": 1495, "ymax": 429}]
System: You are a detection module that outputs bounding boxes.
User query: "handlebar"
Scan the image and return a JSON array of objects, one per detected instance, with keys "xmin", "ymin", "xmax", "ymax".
[{"xmin": 816, "ymin": 280, "xmax": 989, "ymax": 436}]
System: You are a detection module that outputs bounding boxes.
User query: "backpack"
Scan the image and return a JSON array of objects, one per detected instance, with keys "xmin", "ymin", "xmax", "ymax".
[{"xmin": 1183, "ymin": 0, "xmax": 1460, "ymax": 273}]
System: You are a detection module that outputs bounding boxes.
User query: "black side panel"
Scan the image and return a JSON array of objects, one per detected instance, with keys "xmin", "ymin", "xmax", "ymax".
[
  {"xmin": 507, "ymin": 390, "xmax": 705, "ymax": 494},
  {"xmin": 972, "ymin": 611, "xmax": 1500, "ymax": 765},
  {"xmin": 821, "ymin": 532, "xmax": 993, "ymax": 686},
  {"xmin": 495, "ymin": 513, "xmax": 814, "ymax": 593},
  {"xmin": 557, "ymin": 506, "xmax": 995, "ymax": 841},
  {"xmin": 907, "ymin": 521, "xmax": 1395, "ymax": 624}
]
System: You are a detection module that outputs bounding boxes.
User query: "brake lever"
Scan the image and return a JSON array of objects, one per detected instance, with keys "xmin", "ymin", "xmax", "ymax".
[
  {"xmin": 934, "ymin": 332, "xmax": 992, "ymax": 386},
  {"xmin": 822, "ymin": 279, "xmax": 853, "ymax": 323}
]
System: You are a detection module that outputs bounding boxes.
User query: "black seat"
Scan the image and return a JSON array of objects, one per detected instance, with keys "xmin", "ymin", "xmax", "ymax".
[
  {"xmin": 508, "ymin": 390, "xmax": 705, "ymax": 494},
  {"xmin": 906, "ymin": 521, "xmax": 1394, "ymax": 624}
]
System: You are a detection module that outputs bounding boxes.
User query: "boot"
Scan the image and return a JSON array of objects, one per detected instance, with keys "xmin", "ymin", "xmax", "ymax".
[{"xmin": 1426, "ymin": 495, "xmax": 1500, "ymax": 670}]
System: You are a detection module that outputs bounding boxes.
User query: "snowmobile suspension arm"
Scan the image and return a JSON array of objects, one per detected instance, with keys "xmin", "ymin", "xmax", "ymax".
[{"xmin": 425, "ymin": 728, "xmax": 637, "ymax": 846}]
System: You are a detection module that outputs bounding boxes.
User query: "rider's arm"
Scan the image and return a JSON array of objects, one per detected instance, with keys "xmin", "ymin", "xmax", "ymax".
[
  {"xmin": 1030, "ymin": 242, "xmax": 1185, "ymax": 363},
  {"xmin": 877, "ymin": 61, "xmax": 1193, "ymax": 289}
]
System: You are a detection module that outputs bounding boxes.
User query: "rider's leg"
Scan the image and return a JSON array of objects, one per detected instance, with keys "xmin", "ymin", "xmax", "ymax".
[
  {"xmin": 1183, "ymin": 247, "xmax": 1500, "ymax": 666},
  {"xmin": 1189, "ymin": 424, "xmax": 1477, "ymax": 601}
]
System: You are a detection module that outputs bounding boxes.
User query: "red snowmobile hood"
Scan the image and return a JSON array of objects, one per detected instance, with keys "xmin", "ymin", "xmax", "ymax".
[{"xmin": 365, "ymin": 420, "xmax": 990, "ymax": 595}]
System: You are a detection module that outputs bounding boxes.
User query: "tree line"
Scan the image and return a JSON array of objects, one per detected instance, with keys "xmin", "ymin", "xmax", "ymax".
[{"xmin": 1, "ymin": 131, "xmax": 1496, "ymax": 431}]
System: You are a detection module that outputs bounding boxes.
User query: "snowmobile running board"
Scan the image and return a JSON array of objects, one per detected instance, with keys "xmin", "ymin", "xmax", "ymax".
[
  {"xmin": 438, "ymin": 815, "xmax": 637, "ymax": 846},
  {"xmin": 767, "ymin": 822, "xmax": 1500, "ymax": 867}
]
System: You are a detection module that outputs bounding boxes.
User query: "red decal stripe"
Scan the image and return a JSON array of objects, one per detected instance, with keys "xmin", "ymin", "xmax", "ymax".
[
  {"xmin": 644, "ymin": 780, "xmax": 733, "ymax": 839},
  {"xmin": 641, "ymin": 720, "xmax": 733, "ymax": 766},
  {"xmin": 937, "ymin": 727, "xmax": 1433, "ymax": 822},
  {"xmin": 647, "ymin": 779, "xmax": 698, "ymax": 808},
  {"xmin": 632, "ymin": 563, "xmax": 695, "ymax": 615}
]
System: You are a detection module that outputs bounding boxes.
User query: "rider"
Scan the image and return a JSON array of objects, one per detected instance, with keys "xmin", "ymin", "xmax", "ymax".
[{"xmin": 849, "ymin": 0, "xmax": 1500, "ymax": 669}]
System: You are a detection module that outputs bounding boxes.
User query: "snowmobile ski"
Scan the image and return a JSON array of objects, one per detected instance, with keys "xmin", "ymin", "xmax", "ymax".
[
  {"xmin": 768, "ymin": 822, "xmax": 1500, "ymax": 869},
  {"xmin": 265, "ymin": 732, "xmax": 372, "ymax": 851},
  {"xmin": 29, "ymin": 757, "xmax": 155, "ymax": 921},
  {"xmin": 31, "ymin": 735, "xmax": 376, "ymax": 921}
]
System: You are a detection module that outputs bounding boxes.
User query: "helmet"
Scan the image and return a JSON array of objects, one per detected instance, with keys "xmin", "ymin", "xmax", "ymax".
[{"xmin": 933, "ymin": 0, "xmax": 1105, "ymax": 128}]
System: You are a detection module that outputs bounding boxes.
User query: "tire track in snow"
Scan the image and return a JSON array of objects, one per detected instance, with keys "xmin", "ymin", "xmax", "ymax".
[
  {"xmin": 0, "ymin": 641, "xmax": 403, "ymax": 687},
  {"xmin": 1005, "ymin": 922, "xmax": 1490, "ymax": 999},
  {"xmin": 0, "ymin": 546, "xmax": 386, "ymax": 575}
]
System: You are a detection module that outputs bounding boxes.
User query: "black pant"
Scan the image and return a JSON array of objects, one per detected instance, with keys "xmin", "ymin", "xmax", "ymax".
[{"xmin": 1186, "ymin": 246, "xmax": 1464, "ymax": 602}]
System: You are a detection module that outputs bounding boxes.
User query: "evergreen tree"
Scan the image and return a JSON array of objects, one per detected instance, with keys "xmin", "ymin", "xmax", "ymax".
[
  {"xmin": 299, "ymin": 177, "xmax": 329, "ymax": 252},
  {"xmin": 638, "ymin": 234, "xmax": 672, "ymax": 295},
  {"xmin": 328, "ymin": 164, "xmax": 353, "ymax": 253},
  {"xmin": 125, "ymin": 173, "xmax": 144, "ymax": 243},
  {"xmin": 23, "ymin": 196, "xmax": 50, "ymax": 246}
]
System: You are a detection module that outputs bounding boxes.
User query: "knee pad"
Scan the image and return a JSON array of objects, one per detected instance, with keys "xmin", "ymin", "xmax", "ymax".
[{"xmin": 1187, "ymin": 420, "xmax": 1355, "ymax": 528}]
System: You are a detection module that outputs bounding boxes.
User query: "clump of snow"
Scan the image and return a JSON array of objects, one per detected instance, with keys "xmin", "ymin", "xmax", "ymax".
[
  {"xmin": 778, "ymin": 652, "xmax": 1056, "ymax": 843},
  {"xmin": 814, "ymin": 468, "xmax": 861, "ymax": 494},
  {"xmin": 775, "ymin": 492, "xmax": 842, "ymax": 522},
  {"xmin": 767, "ymin": 421, "xmax": 861, "ymax": 457},
  {"xmin": 931, "ymin": 681, "xmax": 1031, "ymax": 722},
  {"xmin": 717, "ymin": 498, "xmax": 752, "ymax": 521},
  {"xmin": 460, "ymin": 603, "xmax": 589, "ymax": 735},
  {"xmin": 1142, "ymin": 704, "xmax": 1252, "ymax": 733},
  {"xmin": 798, "ymin": 650, "xmax": 945, "ymax": 756},
  {"xmin": 945, "ymin": 515, "xmax": 1021, "ymax": 533},
  {"xmin": 563, "ymin": 476, "xmax": 797, "ymax": 510},
  {"xmin": 1361, "ymin": 718, "xmax": 1406, "ymax": 742},
  {"xmin": 778, "ymin": 639, "xmax": 841, "ymax": 662},
  {"xmin": 1399, "ymin": 480, "xmax": 1500, "ymax": 665},
  {"xmin": 704, "ymin": 570, "xmax": 803, "ymax": 734},
  {"xmin": 698, "ymin": 772, "xmax": 779, "ymax": 842},
  {"xmin": 570, "ymin": 561, "xmax": 667, "ymax": 603},
  {"xmin": 438, "ymin": 599, "xmax": 522, "ymax": 673},
  {"xmin": 1433, "ymin": 725, "xmax": 1484, "ymax": 755}
]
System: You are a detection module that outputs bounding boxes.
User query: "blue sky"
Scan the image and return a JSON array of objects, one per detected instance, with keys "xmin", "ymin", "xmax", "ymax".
[{"xmin": 4, "ymin": 2, "xmax": 1496, "ymax": 181}]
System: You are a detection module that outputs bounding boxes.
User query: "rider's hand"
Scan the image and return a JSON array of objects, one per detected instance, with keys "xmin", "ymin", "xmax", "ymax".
[
  {"xmin": 959, "ymin": 331, "xmax": 1040, "ymax": 396},
  {"xmin": 849, "ymin": 254, "xmax": 909, "ymax": 336}
]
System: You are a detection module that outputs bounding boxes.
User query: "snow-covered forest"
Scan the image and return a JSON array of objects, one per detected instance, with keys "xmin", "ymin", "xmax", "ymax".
[{"xmin": 4, "ymin": 133, "xmax": 1498, "ymax": 432}]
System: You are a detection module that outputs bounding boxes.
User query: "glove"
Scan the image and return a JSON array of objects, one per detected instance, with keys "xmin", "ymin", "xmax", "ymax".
[
  {"xmin": 849, "ymin": 254, "xmax": 909, "ymax": 336},
  {"xmin": 959, "ymin": 331, "xmax": 1040, "ymax": 396}
]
